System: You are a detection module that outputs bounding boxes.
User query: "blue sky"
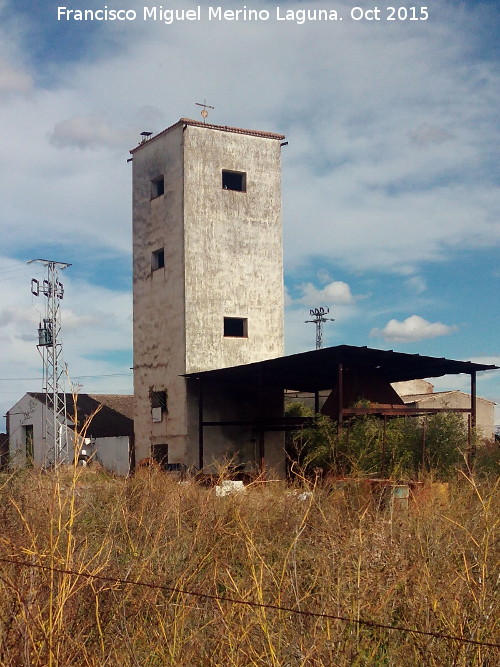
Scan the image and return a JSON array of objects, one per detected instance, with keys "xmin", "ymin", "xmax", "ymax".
[{"xmin": 0, "ymin": 0, "xmax": 499, "ymax": 429}]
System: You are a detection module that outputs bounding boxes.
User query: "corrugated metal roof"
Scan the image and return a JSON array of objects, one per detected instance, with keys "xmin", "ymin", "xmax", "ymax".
[
  {"xmin": 184, "ymin": 345, "xmax": 499, "ymax": 392},
  {"xmin": 130, "ymin": 118, "xmax": 285, "ymax": 153}
]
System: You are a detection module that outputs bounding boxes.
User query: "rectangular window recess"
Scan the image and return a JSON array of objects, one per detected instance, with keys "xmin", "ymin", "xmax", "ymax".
[
  {"xmin": 222, "ymin": 170, "xmax": 246, "ymax": 192},
  {"xmin": 23, "ymin": 425, "xmax": 34, "ymax": 462},
  {"xmin": 224, "ymin": 317, "xmax": 248, "ymax": 338},
  {"xmin": 152, "ymin": 444, "xmax": 169, "ymax": 468},
  {"xmin": 151, "ymin": 175, "xmax": 165, "ymax": 199},
  {"xmin": 151, "ymin": 248, "xmax": 165, "ymax": 271},
  {"xmin": 150, "ymin": 390, "xmax": 167, "ymax": 409}
]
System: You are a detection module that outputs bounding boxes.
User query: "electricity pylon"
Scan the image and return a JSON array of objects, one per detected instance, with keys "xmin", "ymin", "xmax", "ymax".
[
  {"xmin": 29, "ymin": 259, "xmax": 71, "ymax": 466},
  {"xmin": 305, "ymin": 307, "xmax": 334, "ymax": 350}
]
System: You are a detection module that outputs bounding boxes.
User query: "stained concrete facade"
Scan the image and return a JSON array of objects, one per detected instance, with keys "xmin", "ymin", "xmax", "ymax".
[
  {"xmin": 7, "ymin": 393, "xmax": 134, "ymax": 471},
  {"xmin": 7, "ymin": 393, "xmax": 72, "ymax": 467},
  {"xmin": 131, "ymin": 119, "xmax": 286, "ymax": 472},
  {"xmin": 396, "ymin": 389, "xmax": 495, "ymax": 441}
]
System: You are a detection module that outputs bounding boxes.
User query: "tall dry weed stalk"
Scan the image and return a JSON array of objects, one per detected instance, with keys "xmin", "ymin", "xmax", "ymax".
[{"xmin": 0, "ymin": 463, "xmax": 498, "ymax": 665}]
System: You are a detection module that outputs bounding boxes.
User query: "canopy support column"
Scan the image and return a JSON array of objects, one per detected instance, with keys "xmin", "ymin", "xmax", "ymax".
[
  {"xmin": 468, "ymin": 371, "xmax": 477, "ymax": 467},
  {"xmin": 337, "ymin": 363, "xmax": 343, "ymax": 436},
  {"xmin": 198, "ymin": 378, "xmax": 204, "ymax": 471}
]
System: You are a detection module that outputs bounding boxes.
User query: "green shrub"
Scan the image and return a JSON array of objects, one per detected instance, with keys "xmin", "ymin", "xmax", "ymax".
[{"xmin": 287, "ymin": 407, "xmax": 470, "ymax": 480}]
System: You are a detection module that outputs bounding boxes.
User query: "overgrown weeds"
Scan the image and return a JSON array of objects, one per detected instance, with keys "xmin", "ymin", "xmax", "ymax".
[
  {"xmin": 0, "ymin": 466, "xmax": 498, "ymax": 665},
  {"xmin": 286, "ymin": 404, "xmax": 495, "ymax": 480}
]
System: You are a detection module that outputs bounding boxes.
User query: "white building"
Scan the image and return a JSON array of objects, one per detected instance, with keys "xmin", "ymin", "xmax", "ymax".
[
  {"xmin": 7, "ymin": 393, "xmax": 134, "ymax": 474},
  {"xmin": 131, "ymin": 118, "xmax": 286, "ymax": 474}
]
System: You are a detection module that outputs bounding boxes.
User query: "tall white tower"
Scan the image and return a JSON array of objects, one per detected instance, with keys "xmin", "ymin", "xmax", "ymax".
[{"xmin": 131, "ymin": 118, "xmax": 285, "ymax": 469}]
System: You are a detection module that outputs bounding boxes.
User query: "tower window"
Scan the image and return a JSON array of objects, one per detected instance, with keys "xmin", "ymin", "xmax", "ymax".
[
  {"xmin": 222, "ymin": 170, "xmax": 246, "ymax": 192},
  {"xmin": 151, "ymin": 175, "xmax": 165, "ymax": 198},
  {"xmin": 150, "ymin": 390, "xmax": 167, "ymax": 409},
  {"xmin": 151, "ymin": 248, "xmax": 165, "ymax": 271},
  {"xmin": 224, "ymin": 317, "xmax": 248, "ymax": 338}
]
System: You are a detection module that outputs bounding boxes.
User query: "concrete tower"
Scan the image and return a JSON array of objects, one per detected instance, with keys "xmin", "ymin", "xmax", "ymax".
[{"xmin": 131, "ymin": 118, "xmax": 285, "ymax": 469}]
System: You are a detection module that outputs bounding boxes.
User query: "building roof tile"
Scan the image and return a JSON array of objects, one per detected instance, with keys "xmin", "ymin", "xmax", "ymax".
[{"xmin": 130, "ymin": 118, "xmax": 285, "ymax": 153}]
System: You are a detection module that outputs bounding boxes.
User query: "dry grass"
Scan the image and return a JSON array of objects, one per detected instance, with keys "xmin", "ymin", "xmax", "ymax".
[{"xmin": 0, "ymin": 465, "xmax": 498, "ymax": 666}]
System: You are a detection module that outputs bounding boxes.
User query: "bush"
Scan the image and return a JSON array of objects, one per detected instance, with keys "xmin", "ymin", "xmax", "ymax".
[{"xmin": 287, "ymin": 408, "xmax": 470, "ymax": 479}]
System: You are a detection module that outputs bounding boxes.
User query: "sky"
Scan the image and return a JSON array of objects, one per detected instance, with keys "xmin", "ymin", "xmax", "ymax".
[{"xmin": 0, "ymin": 0, "xmax": 499, "ymax": 430}]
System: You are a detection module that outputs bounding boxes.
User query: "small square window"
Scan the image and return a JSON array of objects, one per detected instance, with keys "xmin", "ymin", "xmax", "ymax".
[
  {"xmin": 151, "ymin": 248, "xmax": 165, "ymax": 271},
  {"xmin": 224, "ymin": 317, "xmax": 248, "ymax": 338},
  {"xmin": 151, "ymin": 175, "xmax": 164, "ymax": 199},
  {"xmin": 222, "ymin": 170, "xmax": 246, "ymax": 192},
  {"xmin": 150, "ymin": 390, "xmax": 167, "ymax": 409}
]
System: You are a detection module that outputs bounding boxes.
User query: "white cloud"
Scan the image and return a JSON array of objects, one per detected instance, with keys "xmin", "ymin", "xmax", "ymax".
[
  {"xmin": 0, "ymin": 0, "xmax": 498, "ymax": 269},
  {"xmin": 285, "ymin": 278, "xmax": 358, "ymax": 352},
  {"xmin": 49, "ymin": 114, "xmax": 130, "ymax": 150},
  {"xmin": 0, "ymin": 59, "xmax": 32, "ymax": 95},
  {"xmin": 405, "ymin": 276, "xmax": 427, "ymax": 295},
  {"xmin": 0, "ymin": 305, "xmax": 38, "ymax": 327},
  {"xmin": 316, "ymin": 268, "xmax": 332, "ymax": 285},
  {"xmin": 410, "ymin": 123, "xmax": 454, "ymax": 147},
  {"xmin": 296, "ymin": 280, "xmax": 355, "ymax": 305},
  {"xmin": 61, "ymin": 309, "xmax": 104, "ymax": 330},
  {"xmin": 371, "ymin": 315, "xmax": 458, "ymax": 343}
]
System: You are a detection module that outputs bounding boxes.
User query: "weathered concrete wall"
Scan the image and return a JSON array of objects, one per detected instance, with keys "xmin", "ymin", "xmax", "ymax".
[
  {"xmin": 94, "ymin": 436, "xmax": 131, "ymax": 476},
  {"xmin": 402, "ymin": 391, "xmax": 495, "ymax": 440},
  {"xmin": 132, "ymin": 121, "xmax": 285, "ymax": 471},
  {"xmin": 189, "ymin": 380, "xmax": 285, "ymax": 477},
  {"xmin": 7, "ymin": 394, "xmax": 74, "ymax": 467},
  {"xmin": 183, "ymin": 124, "xmax": 284, "ymax": 372},
  {"xmin": 132, "ymin": 124, "xmax": 188, "ymax": 463}
]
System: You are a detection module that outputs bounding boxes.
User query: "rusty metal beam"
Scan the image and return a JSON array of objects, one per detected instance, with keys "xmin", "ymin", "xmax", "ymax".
[
  {"xmin": 337, "ymin": 362, "xmax": 343, "ymax": 436},
  {"xmin": 469, "ymin": 371, "xmax": 477, "ymax": 467},
  {"xmin": 471, "ymin": 371, "xmax": 477, "ymax": 431},
  {"xmin": 198, "ymin": 378, "xmax": 204, "ymax": 471},
  {"xmin": 257, "ymin": 367, "xmax": 265, "ymax": 473},
  {"xmin": 342, "ymin": 407, "xmax": 471, "ymax": 416}
]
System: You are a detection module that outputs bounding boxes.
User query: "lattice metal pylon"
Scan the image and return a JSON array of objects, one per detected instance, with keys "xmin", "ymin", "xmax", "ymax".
[
  {"xmin": 29, "ymin": 259, "xmax": 71, "ymax": 466},
  {"xmin": 305, "ymin": 307, "xmax": 335, "ymax": 350}
]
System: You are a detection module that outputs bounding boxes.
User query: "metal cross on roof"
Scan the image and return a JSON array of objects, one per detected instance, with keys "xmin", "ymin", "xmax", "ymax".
[{"xmin": 195, "ymin": 99, "xmax": 215, "ymax": 122}]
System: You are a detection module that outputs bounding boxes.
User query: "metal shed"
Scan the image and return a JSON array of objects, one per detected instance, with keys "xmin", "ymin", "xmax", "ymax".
[{"xmin": 185, "ymin": 345, "xmax": 498, "ymax": 472}]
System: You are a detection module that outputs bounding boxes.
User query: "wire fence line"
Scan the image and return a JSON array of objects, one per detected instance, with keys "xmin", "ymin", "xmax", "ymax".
[{"xmin": 0, "ymin": 555, "xmax": 498, "ymax": 650}]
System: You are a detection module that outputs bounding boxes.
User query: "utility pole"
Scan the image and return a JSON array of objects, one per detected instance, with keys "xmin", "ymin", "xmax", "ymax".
[
  {"xmin": 305, "ymin": 307, "xmax": 334, "ymax": 350},
  {"xmin": 29, "ymin": 259, "xmax": 71, "ymax": 466}
]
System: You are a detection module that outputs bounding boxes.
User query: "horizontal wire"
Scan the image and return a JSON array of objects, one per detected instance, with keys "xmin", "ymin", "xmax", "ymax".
[
  {"xmin": 0, "ymin": 555, "xmax": 498, "ymax": 649},
  {"xmin": 0, "ymin": 374, "xmax": 132, "ymax": 381}
]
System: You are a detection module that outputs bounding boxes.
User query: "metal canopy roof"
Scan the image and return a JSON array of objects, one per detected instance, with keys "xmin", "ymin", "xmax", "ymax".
[{"xmin": 184, "ymin": 345, "xmax": 498, "ymax": 392}]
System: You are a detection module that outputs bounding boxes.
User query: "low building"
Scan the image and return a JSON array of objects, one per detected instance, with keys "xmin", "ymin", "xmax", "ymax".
[
  {"xmin": 7, "ymin": 393, "xmax": 134, "ymax": 474},
  {"xmin": 392, "ymin": 381, "xmax": 495, "ymax": 441}
]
